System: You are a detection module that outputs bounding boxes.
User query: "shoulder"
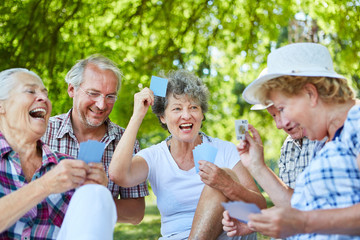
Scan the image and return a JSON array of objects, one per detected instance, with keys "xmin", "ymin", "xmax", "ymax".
[
  {"xmin": 106, "ymin": 119, "xmax": 126, "ymax": 136},
  {"xmin": 139, "ymin": 141, "xmax": 166, "ymax": 153},
  {"xmin": 47, "ymin": 112, "xmax": 70, "ymax": 134},
  {"xmin": 344, "ymin": 105, "xmax": 360, "ymax": 130}
]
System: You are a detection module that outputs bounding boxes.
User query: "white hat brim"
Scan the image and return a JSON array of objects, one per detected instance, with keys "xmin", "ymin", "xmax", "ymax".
[{"xmin": 243, "ymin": 71, "xmax": 346, "ymax": 105}]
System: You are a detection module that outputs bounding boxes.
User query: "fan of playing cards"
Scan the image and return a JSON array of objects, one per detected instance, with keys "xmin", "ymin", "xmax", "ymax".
[{"xmin": 192, "ymin": 143, "xmax": 218, "ymax": 173}]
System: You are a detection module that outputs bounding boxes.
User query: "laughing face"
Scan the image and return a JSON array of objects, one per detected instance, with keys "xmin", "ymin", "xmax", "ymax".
[
  {"xmin": 69, "ymin": 63, "xmax": 118, "ymax": 129},
  {"xmin": 0, "ymin": 72, "xmax": 51, "ymax": 139},
  {"xmin": 160, "ymin": 94, "xmax": 204, "ymax": 143}
]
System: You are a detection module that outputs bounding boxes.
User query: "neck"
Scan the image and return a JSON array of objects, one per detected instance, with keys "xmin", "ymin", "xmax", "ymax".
[
  {"xmin": 326, "ymin": 99, "xmax": 355, "ymax": 140},
  {"xmin": 0, "ymin": 123, "xmax": 39, "ymax": 157},
  {"xmin": 168, "ymin": 134, "xmax": 202, "ymax": 159}
]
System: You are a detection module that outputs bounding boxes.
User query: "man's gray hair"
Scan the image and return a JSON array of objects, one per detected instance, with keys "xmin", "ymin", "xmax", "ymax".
[
  {"xmin": 0, "ymin": 68, "xmax": 41, "ymax": 100},
  {"xmin": 65, "ymin": 54, "xmax": 122, "ymax": 92}
]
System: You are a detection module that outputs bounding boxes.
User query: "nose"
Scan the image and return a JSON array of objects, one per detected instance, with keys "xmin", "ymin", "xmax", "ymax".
[
  {"xmin": 36, "ymin": 92, "xmax": 49, "ymax": 102},
  {"xmin": 181, "ymin": 109, "xmax": 191, "ymax": 119},
  {"xmin": 94, "ymin": 96, "xmax": 106, "ymax": 110},
  {"xmin": 280, "ymin": 114, "xmax": 291, "ymax": 130},
  {"xmin": 274, "ymin": 115, "xmax": 284, "ymax": 129}
]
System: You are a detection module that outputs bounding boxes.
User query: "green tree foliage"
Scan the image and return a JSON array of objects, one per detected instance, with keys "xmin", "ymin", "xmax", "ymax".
[{"xmin": 1, "ymin": 0, "xmax": 359, "ymax": 167}]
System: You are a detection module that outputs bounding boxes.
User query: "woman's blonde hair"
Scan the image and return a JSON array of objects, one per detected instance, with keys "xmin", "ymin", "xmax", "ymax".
[{"xmin": 258, "ymin": 75, "xmax": 355, "ymax": 104}]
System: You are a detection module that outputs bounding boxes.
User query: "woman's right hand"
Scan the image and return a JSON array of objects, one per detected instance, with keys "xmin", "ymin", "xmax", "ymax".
[
  {"xmin": 132, "ymin": 87, "xmax": 154, "ymax": 120},
  {"xmin": 222, "ymin": 210, "xmax": 254, "ymax": 236},
  {"xmin": 236, "ymin": 124, "xmax": 266, "ymax": 175},
  {"xmin": 39, "ymin": 159, "xmax": 90, "ymax": 194}
]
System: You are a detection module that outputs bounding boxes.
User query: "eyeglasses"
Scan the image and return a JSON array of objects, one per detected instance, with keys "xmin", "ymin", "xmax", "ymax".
[{"xmin": 78, "ymin": 87, "xmax": 118, "ymax": 103}]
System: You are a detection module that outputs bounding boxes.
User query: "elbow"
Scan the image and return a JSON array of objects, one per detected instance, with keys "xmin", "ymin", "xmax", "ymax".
[
  {"xmin": 117, "ymin": 215, "xmax": 143, "ymax": 225},
  {"xmin": 259, "ymin": 195, "xmax": 267, "ymax": 209},
  {"xmin": 130, "ymin": 214, "xmax": 144, "ymax": 225},
  {"xmin": 109, "ymin": 173, "xmax": 133, "ymax": 188},
  {"xmin": 109, "ymin": 172, "xmax": 124, "ymax": 186}
]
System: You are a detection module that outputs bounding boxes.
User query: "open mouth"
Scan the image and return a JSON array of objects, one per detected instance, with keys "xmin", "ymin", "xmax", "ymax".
[
  {"xmin": 29, "ymin": 108, "xmax": 46, "ymax": 119},
  {"xmin": 179, "ymin": 123, "xmax": 193, "ymax": 131}
]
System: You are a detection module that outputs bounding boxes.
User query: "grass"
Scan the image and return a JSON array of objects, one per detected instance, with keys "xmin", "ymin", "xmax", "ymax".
[{"xmin": 113, "ymin": 190, "xmax": 272, "ymax": 240}]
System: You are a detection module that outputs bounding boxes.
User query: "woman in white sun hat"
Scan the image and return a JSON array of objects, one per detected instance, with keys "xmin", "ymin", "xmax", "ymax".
[{"xmin": 222, "ymin": 42, "xmax": 360, "ymax": 239}]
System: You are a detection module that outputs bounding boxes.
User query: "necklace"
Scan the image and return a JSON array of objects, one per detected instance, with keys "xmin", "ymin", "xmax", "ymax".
[{"xmin": 167, "ymin": 133, "xmax": 204, "ymax": 152}]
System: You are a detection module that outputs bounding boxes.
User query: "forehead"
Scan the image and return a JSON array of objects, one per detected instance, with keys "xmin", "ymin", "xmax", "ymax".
[
  {"xmin": 167, "ymin": 94, "xmax": 199, "ymax": 105},
  {"xmin": 12, "ymin": 72, "xmax": 44, "ymax": 86},
  {"xmin": 82, "ymin": 64, "xmax": 118, "ymax": 88}
]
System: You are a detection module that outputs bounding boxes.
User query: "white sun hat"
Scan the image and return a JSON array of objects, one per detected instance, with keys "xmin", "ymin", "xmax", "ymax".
[{"xmin": 242, "ymin": 43, "xmax": 346, "ymax": 105}]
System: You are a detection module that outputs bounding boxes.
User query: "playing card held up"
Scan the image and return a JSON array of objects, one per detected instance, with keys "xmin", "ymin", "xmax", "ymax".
[{"xmin": 235, "ymin": 119, "xmax": 248, "ymax": 140}]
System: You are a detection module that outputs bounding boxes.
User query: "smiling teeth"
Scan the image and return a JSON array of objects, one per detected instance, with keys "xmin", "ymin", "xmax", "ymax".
[
  {"xmin": 29, "ymin": 108, "xmax": 46, "ymax": 118},
  {"xmin": 180, "ymin": 123, "xmax": 192, "ymax": 127}
]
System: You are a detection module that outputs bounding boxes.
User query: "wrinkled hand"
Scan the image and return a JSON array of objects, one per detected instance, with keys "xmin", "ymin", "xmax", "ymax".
[
  {"xmin": 236, "ymin": 124, "xmax": 266, "ymax": 174},
  {"xmin": 40, "ymin": 159, "xmax": 89, "ymax": 194},
  {"xmin": 133, "ymin": 87, "xmax": 154, "ymax": 120},
  {"xmin": 198, "ymin": 160, "xmax": 232, "ymax": 190},
  {"xmin": 82, "ymin": 162, "xmax": 109, "ymax": 187},
  {"xmin": 222, "ymin": 210, "xmax": 254, "ymax": 236},
  {"xmin": 248, "ymin": 206, "xmax": 306, "ymax": 238}
]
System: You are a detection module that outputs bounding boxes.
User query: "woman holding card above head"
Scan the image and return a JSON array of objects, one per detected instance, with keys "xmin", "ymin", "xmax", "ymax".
[
  {"xmin": 109, "ymin": 69, "xmax": 266, "ymax": 240},
  {"xmin": 0, "ymin": 68, "xmax": 116, "ymax": 239},
  {"xmin": 223, "ymin": 42, "xmax": 360, "ymax": 239}
]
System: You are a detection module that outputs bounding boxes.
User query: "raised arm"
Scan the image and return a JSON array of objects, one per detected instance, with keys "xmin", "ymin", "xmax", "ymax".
[
  {"xmin": 0, "ymin": 160, "xmax": 88, "ymax": 232},
  {"xmin": 239, "ymin": 124, "xmax": 293, "ymax": 207},
  {"xmin": 109, "ymin": 88, "xmax": 154, "ymax": 188}
]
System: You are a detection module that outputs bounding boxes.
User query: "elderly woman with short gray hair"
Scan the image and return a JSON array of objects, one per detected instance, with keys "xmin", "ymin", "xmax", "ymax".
[{"xmin": 109, "ymin": 69, "xmax": 266, "ymax": 240}]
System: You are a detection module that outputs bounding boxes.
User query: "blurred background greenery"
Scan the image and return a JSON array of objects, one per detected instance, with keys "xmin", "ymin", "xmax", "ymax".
[{"xmin": 1, "ymin": 0, "xmax": 359, "ymax": 238}]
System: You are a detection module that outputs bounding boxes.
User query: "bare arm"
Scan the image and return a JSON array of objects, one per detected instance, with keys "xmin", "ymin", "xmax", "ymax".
[
  {"xmin": 109, "ymin": 88, "xmax": 153, "ymax": 187},
  {"xmin": 0, "ymin": 160, "xmax": 88, "ymax": 232},
  {"xmin": 304, "ymin": 205, "xmax": 360, "ymax": 235},
  {"xmin": 247, "ymin": 204, "xmax": 360, "ymax": 238},
  {"xmin": 113, "ymin": 197, "xmax": 146, "ymax": 224},
  {"xmin": 224, "ymin": 161, "xmax": 267, "ymax": 209},
  {"xmin": 239, "ymin": 124, "xmax": 293, "ymax": 207},
  {"xmin": 198, "ymin": 159, "xmax": 266, "ymax": 209}
]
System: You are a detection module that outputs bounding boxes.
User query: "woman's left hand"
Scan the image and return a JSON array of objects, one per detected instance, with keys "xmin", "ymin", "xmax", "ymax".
[
  {"xmin": 82, "ymin": 163, "xmax": 109, "ymax": 187},
  {"xmin": 198, "ymin": 160, "xmax": 232, "ymax": 189}
]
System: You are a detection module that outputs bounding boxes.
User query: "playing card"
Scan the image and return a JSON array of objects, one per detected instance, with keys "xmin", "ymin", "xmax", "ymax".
[
  {"xmin": 235, "ymin": 119, "xmax": 248, "ymax": 140},
  {"xmin": 193, "ymin": 143, "xmax": 218, "ymax": 173},
  {"xmin": 150, "ymin": 76, "xmax": 168, "ymax": 97},
  {"xmin": 221, "ymin": 201, "xmax": 261, "ymax": 223},
  {"xmin": 78, "ymin": 140, "xmax": 106, "ymax": 164}
]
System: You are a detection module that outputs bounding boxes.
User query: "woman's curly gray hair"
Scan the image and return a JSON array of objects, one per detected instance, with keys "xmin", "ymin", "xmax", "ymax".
[{"xmin": 152, "ymin": 69, "xmax": 209, "ymax": 130}]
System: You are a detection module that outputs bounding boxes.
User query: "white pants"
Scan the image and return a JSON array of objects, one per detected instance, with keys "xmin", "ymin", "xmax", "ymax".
[{"xmin": 56, "ymin": 184, "xmax": 117, "ymax": 240}]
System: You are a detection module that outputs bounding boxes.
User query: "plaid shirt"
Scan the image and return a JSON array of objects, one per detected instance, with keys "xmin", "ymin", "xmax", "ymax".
[
  {"xmin": 279, "ymin": 136, "xmax": 317, "ymax": 188},
  {"xmin": 0, "ymin": 132, "xmax": 74, "ymax": 240},
  {"xmin": 290, "ymin": 105, "xmax": 360, "ymax": 240},
  {"xmin": 41, "ymin": 109, "xmax": 149, "ymax": 199}
]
